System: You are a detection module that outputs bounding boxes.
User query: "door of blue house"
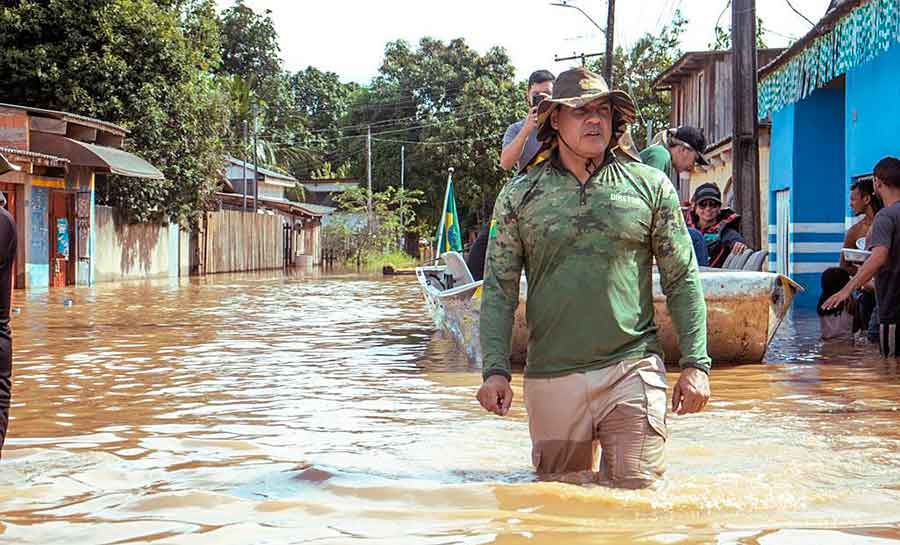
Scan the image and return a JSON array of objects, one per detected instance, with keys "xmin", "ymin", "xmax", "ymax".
[{"xmin": 775, "ymin": 189, "xmax": 790, "ymax": 276}]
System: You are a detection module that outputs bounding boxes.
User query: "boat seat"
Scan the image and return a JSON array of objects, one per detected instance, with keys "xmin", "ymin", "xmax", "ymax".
[
  {"xmin": 442, "ymin": 251, "xmax": 475, "ymax": 286},
  {"xmin": 721, "ymin": 252, "xmax": 738, "ymax": 269},
  {"xmin": 742, "ymin": 249, "xmax": 768, "ymax": 272},
  {"xmin": 729, "ymin": 248, "xmax": 753, "ymax": 269}
]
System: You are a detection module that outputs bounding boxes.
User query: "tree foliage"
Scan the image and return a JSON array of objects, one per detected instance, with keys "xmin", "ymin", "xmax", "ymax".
[
  {"xmin": 585, "ymin": 11, "xmax": 687, "ymax": 148},
  {"xmin": 324, "ymin": 186, "xmax": 424, "ymax": 264},
  {"xmin": 0, "ymin": 0, "xmax": 229, "ymax": 226},
  {"xmin": 710, "ymin": 16, "xmax": 770, "ymax": 50},
  {"xmin": 334, "ymin": 38, "xmax": 521, "ymax": 233}
]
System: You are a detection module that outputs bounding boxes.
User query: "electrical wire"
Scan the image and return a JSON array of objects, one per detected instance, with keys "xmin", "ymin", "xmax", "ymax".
[
  {"xmin": 784, "ymin": 0, "xmax": 816, "ymax": 26},
  {"xmin": 371, "ymin": 132, "xmax": 504, "ymax": 145}
]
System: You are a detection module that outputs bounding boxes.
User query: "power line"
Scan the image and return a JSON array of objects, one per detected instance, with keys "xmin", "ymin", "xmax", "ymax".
[
  {"xmin": 299, "ymin": 101, "xmax": 492, "ymax": 136},
  {"xmin": 253, "ymin": 110, "xmax": 499, "ymax": 147},
  {"xmin": 371, "ymin": 132, "xmax": 504, "ymax": 145},
  {"xmin": 784, "ymin": 0, "xmax": 816, "ymax": 26},
  {"xmin": 761, "ymin": 25, "xmax": 799, "ymax": 41},
  {"xmin": 715, "ymin": 0, "xmax": 731, "ymax": 34}
]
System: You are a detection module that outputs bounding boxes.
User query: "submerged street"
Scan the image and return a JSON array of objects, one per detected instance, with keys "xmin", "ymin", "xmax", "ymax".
[{"xmin": 0, "ymin": 271, "xmax": 897, "ymax": 544}]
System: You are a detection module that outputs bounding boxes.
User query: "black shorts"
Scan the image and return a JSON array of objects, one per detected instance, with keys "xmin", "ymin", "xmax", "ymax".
[{"xmin": 880, "ymin": 323, "xmax": 899, "ymax": 358}]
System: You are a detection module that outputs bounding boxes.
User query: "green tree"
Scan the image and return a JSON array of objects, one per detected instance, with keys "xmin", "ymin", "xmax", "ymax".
[
  {"xmin": 217, "ymin": 2, "xmax": 310, "ymax": 176},
  {"xmin": 287, "ymin": 66, "xmax": 360, "ymax": 179},
  {"xmin": 710, "ymin": 16, "xmax": 770, "ymax": 50},
  {"xmin": 218, "ymin": 1, "xmax": 282, "ymax": 95},
  {"xmin": 587, "ymin": 10, "xmax": 688, "ymax": 148},
  {"xmin": 325, "ymin": 185, "xmax": 424, "ymax": 266},
  {"xmin": 337, "ymin": 37, "xmax": 520, "ymax": 235},
  {"xmin": 0, "ymin": 0, "xmax": 229, "ymax": 226}
]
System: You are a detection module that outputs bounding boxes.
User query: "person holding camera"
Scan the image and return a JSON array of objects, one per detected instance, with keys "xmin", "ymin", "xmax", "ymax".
[
  {"xmin": 500, "ymin": 70, "xmax": 555, "ymax": 172},
  {"xmin": 467, "ymin": 70, "xmax": 556, "ymax": 280}
]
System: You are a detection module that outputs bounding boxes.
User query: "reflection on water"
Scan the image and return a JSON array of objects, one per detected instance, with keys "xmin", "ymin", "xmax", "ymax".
[{"xmin": 0, "ymin": 270, "xmax": 898, "ymax": 544}]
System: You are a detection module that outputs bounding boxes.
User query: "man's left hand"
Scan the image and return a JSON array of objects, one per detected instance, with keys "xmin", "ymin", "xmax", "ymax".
[{"xmin": 672, "ymin": 368, "xmax": 710, "ymax": 415}]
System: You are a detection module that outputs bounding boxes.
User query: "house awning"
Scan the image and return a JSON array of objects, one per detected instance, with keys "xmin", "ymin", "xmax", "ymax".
[{"xmin": 30, "ymin": 132, "xmax": 164, "ymax": 179}]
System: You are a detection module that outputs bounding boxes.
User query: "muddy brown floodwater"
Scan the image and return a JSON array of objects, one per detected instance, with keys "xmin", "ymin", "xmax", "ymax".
[{"xmin": 0, "ymin": 270, "xmax": 898, "ymax": 544}]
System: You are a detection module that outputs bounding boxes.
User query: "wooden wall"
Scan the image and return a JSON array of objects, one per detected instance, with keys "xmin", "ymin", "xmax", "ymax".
[
  {"xmin": 669, "ymin": 50, "xmax": 785, "ymax": 146},
  {"xmin": 203, "ymin": 210, "xmax": 284, "ymax": 274}
]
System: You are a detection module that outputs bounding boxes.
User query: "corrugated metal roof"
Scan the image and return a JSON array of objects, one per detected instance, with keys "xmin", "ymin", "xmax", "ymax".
[
  {"xmin": 654, "ymin": 49, "xmax": 786, "ymax": 90},
  {"xmin": 295, "ymin": 203, "xmax": 336, "ymax": 216},
  {"xmin": 225, "ymin": 155, "xmax": 297, "ymax": 183},
  {"xmin": 300, "ymin": 181, "xmax": 358, "ymax": 193},
  {"xmin": 0, "ymin": 145, "xmax": 69, "ymax": 164},
  {"xmin": 0, "ymin": 102, "xmax": 128, "ymax": 135}
]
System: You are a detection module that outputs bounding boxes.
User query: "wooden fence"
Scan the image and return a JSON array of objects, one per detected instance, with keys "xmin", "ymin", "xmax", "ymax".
[{"xmin": 202, "ymin": 210, "xmax": 284, "ymax": 274}]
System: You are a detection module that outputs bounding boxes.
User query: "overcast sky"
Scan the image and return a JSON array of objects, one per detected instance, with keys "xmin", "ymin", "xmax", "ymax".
[{"xmin": 215, "ymin": 0, "xmax": 833, "ymax": 84}]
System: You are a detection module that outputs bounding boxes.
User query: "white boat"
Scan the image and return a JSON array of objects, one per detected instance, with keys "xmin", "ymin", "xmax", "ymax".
[{"xmin": 415, "ymin": 254, "xmax": 802, "ymax": 366}]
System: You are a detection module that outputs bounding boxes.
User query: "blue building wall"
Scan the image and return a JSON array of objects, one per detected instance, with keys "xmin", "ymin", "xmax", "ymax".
[
  {"xmin": 845, "ymin": 42, "xmax": 900, "ymax": 222},
  {"xmin": 768, "ymin": 104, "xmax": 794, "ymax": 274},
  {"xmin": 767, "ymin": 87, "xmax": 845, "ymax": 308},
  {"xmin": 768, "ymin": 105, "xmax": 794, "ymax": 194}
]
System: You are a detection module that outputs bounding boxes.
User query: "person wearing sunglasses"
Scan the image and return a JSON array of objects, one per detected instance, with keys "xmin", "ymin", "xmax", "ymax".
[{"xmin": 686, "ymin": 183, "xmax": 748, "ymax": 268}]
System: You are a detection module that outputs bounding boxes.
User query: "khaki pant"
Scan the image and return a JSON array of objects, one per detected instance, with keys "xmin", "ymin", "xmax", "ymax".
[{"xmin": 523, "ymin": 355, "xmax": 668, "ymax": 488}]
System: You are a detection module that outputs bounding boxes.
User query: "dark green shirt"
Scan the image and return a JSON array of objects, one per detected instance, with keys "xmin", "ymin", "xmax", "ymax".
[
  {"xmin": 480, "ymin": 157, "xmax": 710, "ymax": 380},
  {"xmin": 639, "ymin": 143, "xmax": 676, "ymax": 184}
]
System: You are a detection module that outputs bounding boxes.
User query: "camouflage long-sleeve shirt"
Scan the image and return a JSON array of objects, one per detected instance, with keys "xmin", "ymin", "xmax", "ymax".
[{"xmin": 480, "ymin": 156, "xmax": 710, "ymax": 380}]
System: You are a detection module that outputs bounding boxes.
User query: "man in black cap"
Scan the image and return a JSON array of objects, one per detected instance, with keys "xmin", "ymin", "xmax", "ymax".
[
  {"xmin": 686, "ymin": 182, "xmax": 747, "ymax": 268},
  {"xmin": 0, "ymin": 153, "xmax": 17, "ymax": 456},
  {"xmin": 639, "ymin": 127, "xmax": 711, "ymax": 266},
  {"xmin": 639, "ymin": 126, "xmax": 709, "ymax": 193}
]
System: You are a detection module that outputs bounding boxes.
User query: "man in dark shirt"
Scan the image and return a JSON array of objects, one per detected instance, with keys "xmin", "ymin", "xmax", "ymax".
[
  {"xmin": 824, "ymin": 157, "xmax": 900, "ymax": 357},
  {"xmin": 0, "ymin": 154, "xmax": 18, "ymax": 455}
]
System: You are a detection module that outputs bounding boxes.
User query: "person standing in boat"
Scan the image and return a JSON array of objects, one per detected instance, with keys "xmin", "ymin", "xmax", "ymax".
[
  {"xmin": 500, "ymin": 69, "xmax": 555, "ymax": 173},
  {"xmin": 0, "ymin": 154, "xmax": 18, "ymax": 456},
  {"xmin": 466, "ymin": 70, "xmax": 556, "ymax": 281},
  {"xmin": 639, "ymin": 126, "xmax": 710, "ymax": 194},
  {"xmin": 476, "ymin": 68, "xmax": 711, "ymax": 488},
  {"xmin": 686, "ymin": 183, "xmax": 748, "ymax": 268}
]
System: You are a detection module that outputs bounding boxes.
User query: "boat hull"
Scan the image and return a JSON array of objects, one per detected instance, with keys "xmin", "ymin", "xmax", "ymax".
[{"xmin": 416, "ymin": 268, "xmax": 800, "ymax": 366}]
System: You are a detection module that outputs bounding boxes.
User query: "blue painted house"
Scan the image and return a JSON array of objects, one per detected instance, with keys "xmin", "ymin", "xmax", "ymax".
[{"xmin": 759, "ymin": 0, "xmax": 900, "ymax": 307}]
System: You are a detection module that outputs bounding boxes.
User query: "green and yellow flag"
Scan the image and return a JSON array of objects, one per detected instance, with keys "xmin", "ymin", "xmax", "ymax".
[{"xmin": 435, "ymin": 174, "xmax": 463, "ymax": 255}]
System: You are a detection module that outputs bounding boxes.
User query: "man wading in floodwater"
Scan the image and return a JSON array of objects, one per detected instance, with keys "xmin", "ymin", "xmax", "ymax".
[{"xmin": 476, "ymin": 68, "xmax": 711, "ymax": 488}]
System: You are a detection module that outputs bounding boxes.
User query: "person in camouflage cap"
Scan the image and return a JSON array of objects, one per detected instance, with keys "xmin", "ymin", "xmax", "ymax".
[{"xmin": 476, "ymin": 67, "xmax": 711, "ymax": 488}]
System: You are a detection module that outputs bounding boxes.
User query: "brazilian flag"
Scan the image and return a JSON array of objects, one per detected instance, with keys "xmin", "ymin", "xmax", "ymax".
[{"xmin": 435, "ymin": 177, "xmax": 463, "ymax": 255}]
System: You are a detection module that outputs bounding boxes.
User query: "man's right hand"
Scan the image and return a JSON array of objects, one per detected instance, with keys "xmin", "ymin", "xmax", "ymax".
[
  {"xmin": 477, "ymin": 375, "xmax": 513, "ymax": 416},
  {"xmin": 520, "ymin": 106, "xmax": 539, "ymax": 136}
]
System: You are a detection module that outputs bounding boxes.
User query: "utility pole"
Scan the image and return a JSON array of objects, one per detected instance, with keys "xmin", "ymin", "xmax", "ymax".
[
  {"xmin": 399, "ymin": 145, "xmax": 405, "ymax": 252},
  {"xmin": 366, "ymin": 124, "xmax": 372, "ymax": 232},
  {"xmin": 605, "ymin": 0, "xmax": 616, "ymax": 84},
  {"xmin": 242, "ymin": 119, "xmax": 248, "ymax": 212},
  {"xmin": 553, "ymin": 51, "xmax": 602, "ymax": 67},
  {"xmin": 549, "ymin": 2, "xmax": 609, "ymax": 77},
  {"xmin": 732, "ymin": 0, "xmax": 762, "ymax": 250},
  {"xmin": 252, "ymin": 102, "xmax": 259, "ymax": 214}
]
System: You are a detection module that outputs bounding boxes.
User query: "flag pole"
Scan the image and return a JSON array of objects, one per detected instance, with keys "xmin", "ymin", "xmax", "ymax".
[{"xmin": 435, "ymin": 167, "xmax": 454, "ymax": 257}]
